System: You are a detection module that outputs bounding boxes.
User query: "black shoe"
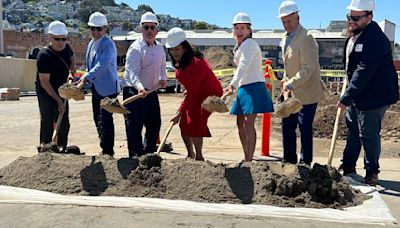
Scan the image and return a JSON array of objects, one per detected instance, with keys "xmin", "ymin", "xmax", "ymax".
[
  {"xmin": 338, "ymin": 164, "xmax": 356, "ymax": 176},
  {"xmin": 364, "ymin": 173, "xmax": 379, "ymax": 186}
]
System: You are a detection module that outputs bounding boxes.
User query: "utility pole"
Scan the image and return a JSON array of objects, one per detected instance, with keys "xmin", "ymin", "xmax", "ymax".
[{"xmin": 0, "ymin": 0, "xmax": 4, "ymax": 53}]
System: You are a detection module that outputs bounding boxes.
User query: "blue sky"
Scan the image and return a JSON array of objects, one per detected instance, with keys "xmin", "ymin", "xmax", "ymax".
[{"xmin": 115, "ymin": 0, "xmax": 400, "ymax": 43}]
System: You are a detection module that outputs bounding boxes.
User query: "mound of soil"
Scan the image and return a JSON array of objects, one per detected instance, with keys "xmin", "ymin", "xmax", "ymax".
[
  {"xmin": 312, "ymin": 95, "xmax": 400, "ymax": 141},
  {"xmin": 0, "ymin": 153, "xmax": 368, "ymax": 209},
  {"xmin": 204, "ymin": 47, "xmax": 235, "ymax": 70}
]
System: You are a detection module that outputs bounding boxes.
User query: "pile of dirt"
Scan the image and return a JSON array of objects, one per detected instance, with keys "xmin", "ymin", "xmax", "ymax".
[
  {"xmin": 0, "ymin": 153, "xmax": 368, "ymax": 209},
  {"xmin": 312, "ymin": 95, "xmax": 400, "ymax": 141},
  {"xmin": 204, "ymin": 47, "xmax": 235, "ymax": 70}
]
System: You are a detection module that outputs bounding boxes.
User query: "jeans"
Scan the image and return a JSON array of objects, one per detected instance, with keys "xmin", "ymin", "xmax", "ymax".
[
  {"xmin": 91, "ymin": 87, "xmax": 118, "ymax": 155},
  {"xmin": 282, "ymin": 103, "xmax": 318, "ymax": 165},
  {"xmin": 123, "ymin": 87, "xmax": 161, "ymax": 157},
  {"xmin": 342, "ymin": 104, "xmax": 388, "ymax": 175}
]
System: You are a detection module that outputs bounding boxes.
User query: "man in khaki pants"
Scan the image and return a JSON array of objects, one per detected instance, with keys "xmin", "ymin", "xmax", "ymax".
[{"xmin": 278, "ymin": 1, "xmax": 325, "ymax": 165}]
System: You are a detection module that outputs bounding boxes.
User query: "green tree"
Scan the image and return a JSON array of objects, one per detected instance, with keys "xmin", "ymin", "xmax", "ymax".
[
  {"xmin": 194, "ymin": 21, "xmax": 209, "ymax": 30},
  {"xmin": 100, "ymin": 0, "xmax": 117, "ymax": 6},
  {"xmin": 122, "ymin": 21, "xmax": 134, "ymax": 31},
  {"xmin": 137, "ymin": 4, "xmax": 154, "ymax": 13},
  {"xmin": 75, "ymin": 0, "xmax": 106, "ymax": 25}
]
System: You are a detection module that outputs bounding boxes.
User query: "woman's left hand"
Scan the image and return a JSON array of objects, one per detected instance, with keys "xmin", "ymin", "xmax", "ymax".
[{"xmin": 170, "ymin": 112, "xmax": 181, "ymax": 124}]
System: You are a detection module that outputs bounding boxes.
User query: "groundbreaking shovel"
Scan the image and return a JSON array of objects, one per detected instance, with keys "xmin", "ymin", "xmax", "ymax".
[
  {"xmin": 327, "ymin": 78, "xmax": 348, "ymax": 165},
  {"xmin": 122, "ymin": 87, "xmax": 158, "ymax": 106},
  {"xmin": 157, "ymin": 121, "xmax": 176, "ymax": 155}
]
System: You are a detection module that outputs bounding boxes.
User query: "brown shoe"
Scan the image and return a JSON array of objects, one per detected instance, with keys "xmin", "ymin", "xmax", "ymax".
[{"xmin": 364, "ymin": 173, "xmax": 379, "ymax": 186}]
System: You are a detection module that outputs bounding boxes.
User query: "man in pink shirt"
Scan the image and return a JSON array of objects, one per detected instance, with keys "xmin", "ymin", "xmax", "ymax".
[{"xmin": 122, "ymin": 12, "xmax": 167, "ymax": 157}]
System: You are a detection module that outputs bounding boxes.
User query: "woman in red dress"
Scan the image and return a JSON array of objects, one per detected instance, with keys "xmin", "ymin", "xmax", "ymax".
[{"xmin": 166, "ymin": 27, "xmax": 223, "ymax": 160}]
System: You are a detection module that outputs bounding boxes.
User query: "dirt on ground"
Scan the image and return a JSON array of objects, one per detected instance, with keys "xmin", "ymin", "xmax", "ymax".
[
  {"xmin": 312, "ymin": 95, "xmax": 400, "ymax": 142},
  {"xmin": 0, "ymin": 153, "xmax": 368, "ymax": 209},
  {"xmin": 204, "ymin": 47, "xmax": 235, "ymax": 70}
]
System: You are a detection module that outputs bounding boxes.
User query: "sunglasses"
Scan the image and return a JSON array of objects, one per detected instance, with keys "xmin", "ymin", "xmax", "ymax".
[
  {"xmin": 346, "ymin": 14, "xmax": 368, "ymax": 22},
  {"xmin": 90, "ymin": 26, "xmax": 103, "ymax": 32},
  {"xmin": 143, "ymin": 25, "xmax": 156, "ymax": 31},
  {"xmin": 53, "ymin": 37, "xmax": 67, "ymax": 41}
]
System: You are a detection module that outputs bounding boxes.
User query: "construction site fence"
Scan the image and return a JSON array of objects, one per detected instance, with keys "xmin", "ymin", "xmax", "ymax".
[{"xmin": 1, "ymin": 57, "xmax": 399, "ymax": 92}]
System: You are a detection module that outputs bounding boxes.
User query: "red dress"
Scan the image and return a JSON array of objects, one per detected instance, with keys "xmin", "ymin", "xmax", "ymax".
[{"xmin": 176, "ymin": 58, "xmax": 223, "ymax": 137}]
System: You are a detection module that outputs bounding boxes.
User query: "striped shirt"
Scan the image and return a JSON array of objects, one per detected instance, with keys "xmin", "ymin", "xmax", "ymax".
[{"xmin": 122, "ymin": 37, "xmax": 167, "ymax": 90}]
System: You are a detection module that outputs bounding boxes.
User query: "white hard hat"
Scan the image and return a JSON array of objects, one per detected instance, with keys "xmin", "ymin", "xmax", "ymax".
[
  {"xmin": 140, "ymin": 12, "xmax": 159, "ymax": 25},
  {"xmin": 347, "ymin": 0, "xmax": 375, "ymax": 11},
  {"xmin": 47, "ymin": 21, "xmax": 68, "ymax": 36},
  {"xmin": 165, "ymin": 27, "xmax": 186, "ymax": 48},
  {"xmin": 87, "ymin": 12, "xmax": 108, "ymax": 27},
  {"xmin": 277, "ymin": 1, "xmax": 299, "ymax": 18},
  {"xmin": 232, "ymin": 12, "xmax": 252, "ymax": 25}
]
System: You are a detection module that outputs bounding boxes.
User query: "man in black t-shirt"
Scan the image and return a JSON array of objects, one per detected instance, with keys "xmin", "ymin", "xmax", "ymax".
[{"xmin": 36, "ymin": 21, "xmax": 74, "ymax": 150}]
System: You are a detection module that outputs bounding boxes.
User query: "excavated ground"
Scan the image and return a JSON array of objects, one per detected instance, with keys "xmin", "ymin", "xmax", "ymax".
[{"xmin": 0, "ymin": 153, "xmax": 368, "ymax": 209}]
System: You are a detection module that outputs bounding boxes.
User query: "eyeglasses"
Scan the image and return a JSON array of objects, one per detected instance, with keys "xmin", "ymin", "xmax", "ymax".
[
  {"xmin": 143, "ymin": 25, "xmax": 156, "ymax": 31},
  {"xmin": 53, "ymin": 37, "xmax": 67, "ymax": 41},
  {"xmin": 90, "ymin": 26, "xmax": 103, "ymax": 32},
  {"xmin": 346, "ymin": 14, "xmax": 368, "ymax": 22}
]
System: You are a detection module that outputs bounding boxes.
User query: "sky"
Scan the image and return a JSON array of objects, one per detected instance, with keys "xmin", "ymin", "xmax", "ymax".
[{"xmin": 115, "ymin": 0, "xmax": 400, "ymax": 44}]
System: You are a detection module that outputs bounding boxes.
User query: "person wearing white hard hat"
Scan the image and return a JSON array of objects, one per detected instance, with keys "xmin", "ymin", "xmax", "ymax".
[
  {"xmin": 166, "ymin": 27, "xmax": 223, "ymax": 161},
  {"xmin": 77, "ymin": 12, "xmax": 121, "ymax": 157},
  {"xmin": 226, "ymin": 13, "xmax": 274, "ymax": 162},
  {"xmin": 278, "ymin": 1, "xmax": 325, "ymax": 166},
  {"xmin": 338, "ymin": 0, "xmax": 399, "ymax": 185},
  {"xmin": 35, "ymin": 20, "xmax": 75, "ymax": 152},
  {"xmin": 122, "ymin": 11, "xmax": 167, "ymax": 157}
]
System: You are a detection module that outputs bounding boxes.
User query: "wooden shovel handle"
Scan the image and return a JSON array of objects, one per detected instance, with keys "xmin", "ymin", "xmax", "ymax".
[
  {"xmin": 157, "ymin": 121, "xmax": 175, "ymax": 155},
  {"xmin": 221, "ymin": 92, "xmax": 230, "ymax": 100},
  {"xmin": 327, "ymin": 78, "xmax": 348, "ymax": 165},
  {"xmin": 122, "ymin": 88, "xmax": 158, "ymax": 106}
]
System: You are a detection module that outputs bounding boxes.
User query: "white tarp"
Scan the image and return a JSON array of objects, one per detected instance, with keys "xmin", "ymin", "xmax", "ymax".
[{"xmin": 0, "ymin": 177, "xmax": 396, "ymax": 225}]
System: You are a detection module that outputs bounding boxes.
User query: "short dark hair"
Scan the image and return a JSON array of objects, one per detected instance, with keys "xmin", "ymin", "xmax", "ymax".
[{"xmin": 168, "ymin": 40, "xmax": 203, "ymax": 70}]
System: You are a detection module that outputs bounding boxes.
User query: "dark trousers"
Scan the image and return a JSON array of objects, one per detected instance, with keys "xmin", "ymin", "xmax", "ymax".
[
  {"xmin": 37, "ymin": 92, "xmax": 70, "ymax": 147},
  {"xmin": 342, "ymin": 104, "xmax": 388, "ymax": 175},
  {"xmin": 91, "ymin": 87, "xmax": 118, "ymax": 155},
  {"xmin": 123, "ymin": 87, "xmax": 161, "ymax": 157},
  {"xmin": 282, "ymin": 103, "xmax": 317, "ymax": 165}
]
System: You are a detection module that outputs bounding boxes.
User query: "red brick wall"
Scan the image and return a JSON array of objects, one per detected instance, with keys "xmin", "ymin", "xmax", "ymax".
[{"xmin": 3, "ymin": 31, "xmax": 128, "ymax": 67}]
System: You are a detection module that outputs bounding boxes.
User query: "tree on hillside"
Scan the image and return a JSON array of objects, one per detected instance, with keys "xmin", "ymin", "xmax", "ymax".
[
  {"xmin": 137, "ymin": 4, "xmax": 154, "ymax": 13},
  {"xmin": 194, "ymin": 21, "xmax": 209, "ymax": 30},
  {"xmin": 120, "ymin": 2, "xmax": 131, "ymax": 9},
  {"xmin": 122, "ymin": 21, "xmax": 134, "ymax": 31},
  {"xmin": 75, "ymin": 0, "xmax": 106, "ymax": 25},
  {"xmin": 100, "ymin": 0, "xmax": 117, "ymax": 6}
]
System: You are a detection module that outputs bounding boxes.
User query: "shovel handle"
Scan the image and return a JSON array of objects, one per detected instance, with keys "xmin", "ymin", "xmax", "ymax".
[
  {"xmin": 327, "ymin": 78, "xmax": 348, "ymax": 165},
  {"xmin": 221, "ymin": 91, "xmax": 230, "ymax": 100},
  {"xmin": 157, "ymin": 121, "xmax": 175, "ymax": 155},
  {"xmin": 122, "ymin": 88, "xmax": 158, "ymax": 106},
  {"xmin": 52, "ymin": 99, "xmax": 67, "ymax": 143}
]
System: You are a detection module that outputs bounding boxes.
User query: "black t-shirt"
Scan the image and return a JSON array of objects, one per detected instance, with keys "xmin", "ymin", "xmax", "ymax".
[{"xmin": 35, "ymin": 44, "xmax": 73, "ymax": 94}]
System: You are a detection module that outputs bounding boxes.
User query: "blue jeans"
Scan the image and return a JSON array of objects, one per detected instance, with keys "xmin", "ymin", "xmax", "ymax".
[
  {"xmin": 282, "ymin": 103, "xmax": 318, "ymax": 165},
  {"xmin": 342, "ymin": 104, "xmax": 388, "ymax": 175}
]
